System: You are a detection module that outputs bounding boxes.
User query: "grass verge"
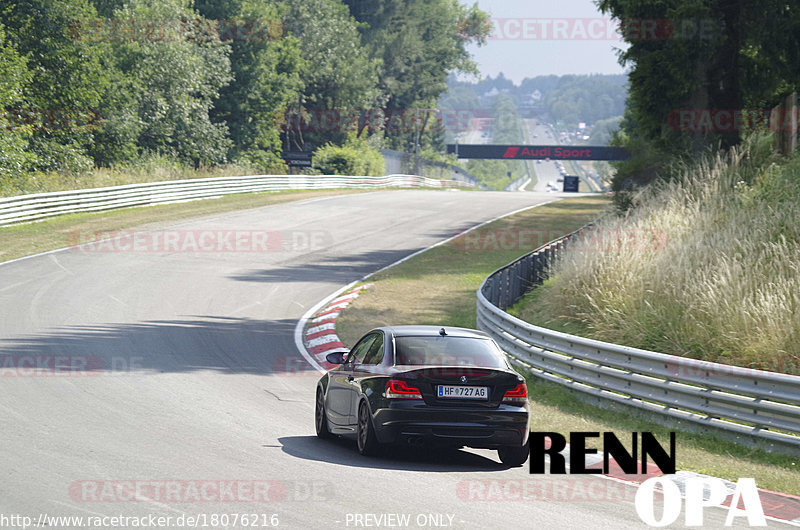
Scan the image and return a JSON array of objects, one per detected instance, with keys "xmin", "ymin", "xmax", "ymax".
[
  {"xmin": 0, "ymin": 189, "xmax": 368, "ymax": 263},
  {"xmin": 338, "ymin": 196, "xmax": 610, "ymax": 341},
  {"xmin": 335, "ymin": 195, "xmax": 799, "ymax": 494},
  {"xmin": 0, "ymin": 161, "xmax": 269, "ymax": 198}
]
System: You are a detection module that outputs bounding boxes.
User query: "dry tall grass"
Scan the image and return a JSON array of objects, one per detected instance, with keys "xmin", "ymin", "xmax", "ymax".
[
  {"xmin": 520, "ymin": 136, "xmax": 800, "ymax": 373},
  {"xmin": 0, "ymin": 153, "xmax": 274, "ymax": 197}
]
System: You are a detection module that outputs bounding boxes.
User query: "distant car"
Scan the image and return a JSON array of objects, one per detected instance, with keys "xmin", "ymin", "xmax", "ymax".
[{"xmin": 314, "ymin": 325, "xmax": 530, "ymax": 466}]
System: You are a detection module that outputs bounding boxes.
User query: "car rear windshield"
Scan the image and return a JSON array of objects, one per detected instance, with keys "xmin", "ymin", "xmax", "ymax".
[{"xmin": 393, "ymin": 336, "xmax": 507, "ymax": 368}]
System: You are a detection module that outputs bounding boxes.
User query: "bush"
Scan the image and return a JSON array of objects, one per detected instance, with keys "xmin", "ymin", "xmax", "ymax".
[
  {"xmin": 29, "ymin": 138, "xmax": 94, "ymax": 175},
  {"xmin": 313, "ymin": 135, "xmax": 385, "ymax": 176},
  {"xmin": 0, "ymin": 131, "xmax": 36, "ymax": 184},
  {"xmin": 232, "ymin": 149, "xmax": 288, "ymax": 174}
]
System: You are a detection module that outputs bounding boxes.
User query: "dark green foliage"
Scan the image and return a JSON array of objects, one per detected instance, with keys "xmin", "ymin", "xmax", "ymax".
[
  {"xmin": 0, "ymin": 0, "xmax": 489, "ymax": 187},
  {"xmin": 0, "ymin": 22, "xmax": 35, "ymax": 180},
  {"xmin": 282, "ymin": 0, "xmax": 380, "ymax": 152},
  {"xmin": 342, "ymin": 0, "xmax": 490, "ymax": 151},
  {"xmin": 1, "ymin": 0, "xmax": 108, "ymax": 173},
  {"xmin": 101, "ymin": 0, "xmax": 233, "ymax": 167},
  {"xmin": 313, "ymin": 135, "xmax": 385, "ymax": 176},
  {"xmin": 194, "ymin": 0, "xmax": 303, "ymax": 170},
  {"xmin": 597, "ymin": 0, "xmax": 800, "ymax": 192}
]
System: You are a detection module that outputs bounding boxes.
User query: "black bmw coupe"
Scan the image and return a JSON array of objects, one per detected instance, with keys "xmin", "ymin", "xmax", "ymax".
[{"xmin": 314, "ymin": 325, "xmax": 530, "ymax": 466}]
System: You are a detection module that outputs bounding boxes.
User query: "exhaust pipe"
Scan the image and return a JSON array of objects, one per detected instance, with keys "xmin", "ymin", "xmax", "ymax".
[{"xmin": 406, "ymin": 436, "xmax": 425, "ymax": 447}]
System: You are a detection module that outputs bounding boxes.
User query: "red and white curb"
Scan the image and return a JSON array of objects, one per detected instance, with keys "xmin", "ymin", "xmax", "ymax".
[
  {"xmin": 550, "ymin": 441, "xmax": 800, "ymax": 525},
  {"xmin": 298, "ymin": 292, "xmax": 800, "ymax": 527},
  {"xmin": 291, "ymin": 199, "xmax": 561, "ymax": 374},
  {"xmin": 302, "ymin": 284, "xmax": 372, "ymax": 369}
]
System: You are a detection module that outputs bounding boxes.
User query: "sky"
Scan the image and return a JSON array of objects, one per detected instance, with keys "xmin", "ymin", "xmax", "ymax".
[{"xmin": 459, "ymin": 0, "xmax": 629, "ymax": 83}]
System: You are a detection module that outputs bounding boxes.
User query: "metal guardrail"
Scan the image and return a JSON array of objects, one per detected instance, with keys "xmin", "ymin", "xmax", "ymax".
[
  {"xmin": 477, "ymin": 227, "xmax": 800, "ymax": 453},
  {"xmin": 0, "ymin": 174, "xmax": 471, "ymax": 226}
]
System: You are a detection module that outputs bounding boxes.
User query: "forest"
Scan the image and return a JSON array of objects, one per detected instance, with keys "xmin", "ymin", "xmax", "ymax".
[{"xmin": 0, "ymin": 0, "xmax": 490, "ymax": 189}]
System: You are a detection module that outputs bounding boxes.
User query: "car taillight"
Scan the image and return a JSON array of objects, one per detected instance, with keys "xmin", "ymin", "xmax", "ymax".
[
  {"xmin": 385, "ymin": 379, "xmax": 423, "ymax": 400},
  {"xmin": 502, "ymin": 383, "xmax": 527, "ymax": 404}
]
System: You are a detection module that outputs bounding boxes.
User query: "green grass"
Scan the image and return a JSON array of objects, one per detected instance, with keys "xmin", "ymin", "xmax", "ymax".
[
  {"xmin": 335, "ymin": 193, "xmax": 799, "ymax": 495},
  {"xmin": 338, "ymin": 197, "xmax": 611, "ymax": 343},
  {"xmin": 0, "ymin": 188, "xmax": 368, "ymax": 263}
]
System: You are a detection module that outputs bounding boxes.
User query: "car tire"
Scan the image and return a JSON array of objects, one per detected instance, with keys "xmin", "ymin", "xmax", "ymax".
[
  {"xmin": 498, "ymin": 444, "xmax": 529, "ymax": 467},
  {"xmin": 315, "ymin": 387, "xmax": 332, "ymax": 439},
  {"xmin": 356, "ymin": 400, "xmax": 380, "ymax": 456}
]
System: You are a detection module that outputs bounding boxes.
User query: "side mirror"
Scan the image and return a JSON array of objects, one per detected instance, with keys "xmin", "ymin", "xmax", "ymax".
[{"xmin": 326, "ymin": 350, "xmax": 349, "ymax": 365}]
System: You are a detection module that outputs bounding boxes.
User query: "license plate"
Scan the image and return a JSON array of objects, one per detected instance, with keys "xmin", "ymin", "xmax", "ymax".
[{"xmin": 437, "ymin": 385, "xmax": 488, "ymax": 400}]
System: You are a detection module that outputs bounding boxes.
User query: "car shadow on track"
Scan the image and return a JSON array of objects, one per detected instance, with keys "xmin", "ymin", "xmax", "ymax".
[{"xmin": 276, "ymin": 435, "xmax": 517, "ymax": 472}]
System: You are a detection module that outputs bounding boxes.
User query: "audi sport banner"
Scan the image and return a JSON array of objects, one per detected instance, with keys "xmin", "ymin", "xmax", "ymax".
[{"xmin": 447, "ymin": 144, "xmax": 630, "ymax": 161}]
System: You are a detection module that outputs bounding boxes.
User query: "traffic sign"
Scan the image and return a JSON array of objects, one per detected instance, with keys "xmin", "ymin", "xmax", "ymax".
[
  {"xmin": 563, "ymin": 176, "xmax": 580, "ymax": 192},
  {"xmin": 283, "ymin": 151, "xmax": 313, "ymax": 167}
]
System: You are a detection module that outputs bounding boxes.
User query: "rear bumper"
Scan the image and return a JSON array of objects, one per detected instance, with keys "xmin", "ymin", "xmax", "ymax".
[{"xmin": 372, "ymin": 401, "xmax": 530, "ymax": 449}]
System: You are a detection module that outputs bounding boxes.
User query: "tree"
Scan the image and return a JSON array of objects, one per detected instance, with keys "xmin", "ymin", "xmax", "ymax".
[
  {"xmin": 342, "ymin": 0, "xmax": 490, "ymax": 151},
  {"xmin": 588, "ymin": 116, "xmax": 623, "ymax": 146},
  {"xmin": 598, "ymin": 0, "xmax": 800, "ymax": 190},
  {"xmin": 0, "ymin": 0, "xmax": 109, "ymax": 172},
  {"xmin": 281, "ymin": 0, "xmax": 380, "ymax": 151},
  {"xmin": 94, "ymin": 0, "xmax": 233, "ymax": 167},
  {"xmin": 313, "ymin": 134, "xmax": 384, "ymax": 176},
  {"xmin": 0, "ymin": 22, "xmax": 35, "ymax": 181},
  {"xmin": 195, "ymin": 0, "xmax": 303, "ymax": 170},
  {"xmin": 544, "ymin": 75, "xmax": 627, "ymax": 126}
]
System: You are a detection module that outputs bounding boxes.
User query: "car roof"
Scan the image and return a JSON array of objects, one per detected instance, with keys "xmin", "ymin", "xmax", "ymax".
[{"xmin": 375, "ymin": 325, "xmax": 492, "ymax": 339}]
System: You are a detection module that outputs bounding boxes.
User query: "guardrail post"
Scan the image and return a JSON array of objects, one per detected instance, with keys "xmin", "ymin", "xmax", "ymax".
[
  {"xmin": 543, "ymin": 247, "xmax": 551, "ymax": 281},
  {"xmin": 520, "ymin": 255, "xmax": 532, "ymax": 293},
  {"xmin": 499, "ymin": 269, "xmax": 509, "ymax": 309},
  {"xmin": 509, "ymin": 263, "xmax": 520, "ymax": 305}
]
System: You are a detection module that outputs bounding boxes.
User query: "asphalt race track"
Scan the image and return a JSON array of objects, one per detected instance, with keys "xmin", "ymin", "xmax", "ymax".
[{"xmin": 0, "ymin": 190, "xmax": 755, "ymax": 529}]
